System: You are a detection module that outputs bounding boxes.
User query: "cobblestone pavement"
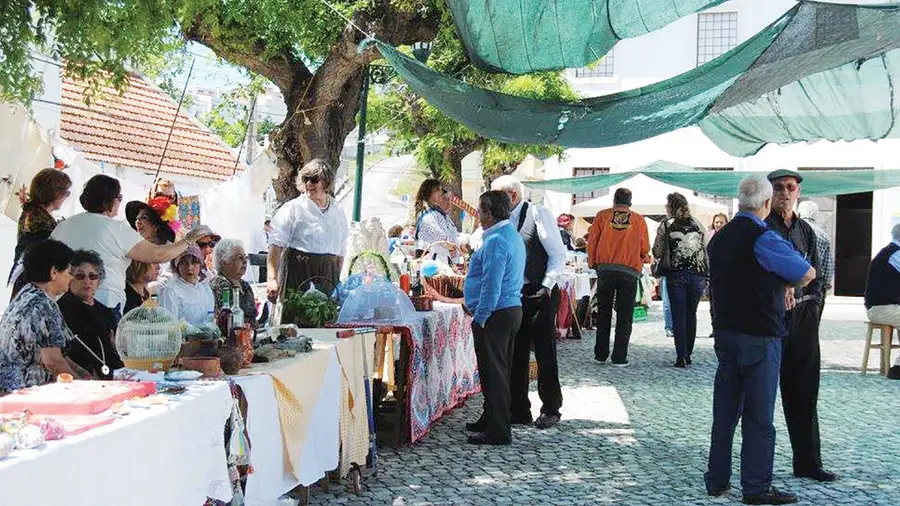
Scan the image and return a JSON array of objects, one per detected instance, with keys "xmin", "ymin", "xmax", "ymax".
[{"xmin": 310, "ymin": 298, "xmax": 899, "ymax": 505}]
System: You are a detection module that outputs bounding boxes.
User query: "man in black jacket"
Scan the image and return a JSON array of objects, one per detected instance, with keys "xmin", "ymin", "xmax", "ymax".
[{"xmin": 766, "ymin": 169, "xmax": 836, "ymax": 483}]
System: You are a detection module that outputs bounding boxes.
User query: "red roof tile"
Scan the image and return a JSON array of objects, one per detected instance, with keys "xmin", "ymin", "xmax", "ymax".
[{"xmin": 60, "ymin": 73, "xmax": 247, "ymax": 181}]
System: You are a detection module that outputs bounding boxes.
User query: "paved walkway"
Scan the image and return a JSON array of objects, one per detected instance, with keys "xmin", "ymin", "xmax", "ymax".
[{"xmin": 311, "ymin": 299, "xmax": 899, "ymax": 505}]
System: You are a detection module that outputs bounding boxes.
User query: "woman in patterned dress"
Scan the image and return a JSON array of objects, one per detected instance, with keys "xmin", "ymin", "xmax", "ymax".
[
  {"xmin": 0, "ymin": 239, "xmax": 79, "ymax": 394},
  {"xmin": 8, "ymin": 168, "xmax": 72, "ymax": 300}
]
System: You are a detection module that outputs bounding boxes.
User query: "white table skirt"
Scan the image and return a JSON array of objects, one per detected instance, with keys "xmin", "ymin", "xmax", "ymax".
[
  {"xmin": 0, "ymin": 382, "xmax": 233, "ymax": 506},
  {"xmin": 235, "ymin": 347, "xmax": 341, "ymax": 505}
]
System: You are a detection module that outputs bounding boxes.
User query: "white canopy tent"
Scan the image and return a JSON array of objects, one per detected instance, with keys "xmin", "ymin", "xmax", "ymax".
[{"xmin": 571, "ymin": 174, "xmax": 729, "ymax": 225}]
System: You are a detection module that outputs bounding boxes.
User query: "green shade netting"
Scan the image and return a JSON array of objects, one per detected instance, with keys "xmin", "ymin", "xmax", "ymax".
[
  {"xmin": 446, "ymin": 0, "xmax": 727, "ymax": 74},
  {"xmin": 523, "ymin": 161, "xmax": 900, "ymax": 197},
  {"xmin": 371, "ymin": 2, "xmax": 900, "ymax": 157}
]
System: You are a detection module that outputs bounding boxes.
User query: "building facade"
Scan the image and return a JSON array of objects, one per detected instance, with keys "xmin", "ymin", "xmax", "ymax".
[{"xmin": 539, "ymin": 0, "xmax": 900, "ymax": 297}]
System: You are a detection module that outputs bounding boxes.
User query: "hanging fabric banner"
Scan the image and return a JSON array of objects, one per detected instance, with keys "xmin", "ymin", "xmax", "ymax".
[
  {"xmin": 370, "ymin": 2, "xmax": 900, "ymax": 157},
  {"xmin": 522, "ymin": 161, "xmax": 900, "ymax": 198},
  {"xmin": 446, "ymin": 0, "xmax": 728, "ymax": 74}
]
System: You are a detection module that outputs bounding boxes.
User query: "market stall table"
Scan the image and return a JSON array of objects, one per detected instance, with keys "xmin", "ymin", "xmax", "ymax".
[
  {"xmin": 336, "ymin": 301, "xmax": 479, "ymax": 445},
  {"xmin": 233, "ymin": 328, "xmax": 375, "ymax": 505},
  {"xmin": 0, "ymin": 382, "xmax": 233, "ymax": 506}
]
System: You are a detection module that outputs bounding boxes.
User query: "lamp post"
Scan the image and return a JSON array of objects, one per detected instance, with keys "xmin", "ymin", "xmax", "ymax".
[{"xmin": 352, "ymin": 42, "xmax": 432, "ymax": 222}]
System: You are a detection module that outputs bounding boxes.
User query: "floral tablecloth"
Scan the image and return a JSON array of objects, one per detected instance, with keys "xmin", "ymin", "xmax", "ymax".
[
  {"xmin": 336, "ymin": 302, "xmax": 479, "ymax": 444},
  {"xmin": 407, "ymin": 302, "xmax": 479, "ymax": 443}
]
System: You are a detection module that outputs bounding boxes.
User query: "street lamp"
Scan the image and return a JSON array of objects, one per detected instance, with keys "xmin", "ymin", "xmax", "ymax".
[
  {"xmin": 411, "ymin": 41, "xmax": 433, "ymax": 63},
  {"xmin": 352, "ymin": 41, "xmax": 433, "ymax": 222}
]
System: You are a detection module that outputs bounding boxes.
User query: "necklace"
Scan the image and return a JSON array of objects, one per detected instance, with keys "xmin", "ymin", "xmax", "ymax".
[{"xmin": 72, "ymin": 334, "xmax": 110, "ymax": 376}]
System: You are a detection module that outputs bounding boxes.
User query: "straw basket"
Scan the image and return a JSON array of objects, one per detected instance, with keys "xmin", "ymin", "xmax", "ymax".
[{"xmin": 122, "ymin": 357, "xmax": 176, "ymax": 373}]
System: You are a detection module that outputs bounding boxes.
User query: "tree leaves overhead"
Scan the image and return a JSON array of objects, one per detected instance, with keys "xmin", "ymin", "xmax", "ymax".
[
  {"xmin": 0, "ymin": 0, "xmax": 376, "ymax": 104},
  {"xmin": 366, "ymin": 13, "xmax": 576, "ymax": 187}
]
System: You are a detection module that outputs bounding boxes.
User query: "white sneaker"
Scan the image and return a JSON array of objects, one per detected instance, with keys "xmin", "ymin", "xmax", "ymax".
[{"xmin": 611, "ymin": 361, "xmax": 630, "ymax": 368}]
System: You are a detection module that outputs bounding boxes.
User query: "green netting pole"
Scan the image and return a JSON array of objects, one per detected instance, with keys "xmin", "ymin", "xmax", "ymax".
[{"xmin": 352, "ymin": 68, "xmax": 370, "ymax": 223}]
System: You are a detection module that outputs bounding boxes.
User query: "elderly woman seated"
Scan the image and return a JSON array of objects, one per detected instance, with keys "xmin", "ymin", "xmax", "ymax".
[
  {"xmin": 0, "ymin": 240, "xmax": 79, "ymax": 393},
  {"xmin": 210, "ymin": 239, "xmax": 258, "ymax": 327},
  {"xmin": 58, "ymin": 250, "xmax": 124, "ymax": 379},
  {"xmin": 159, "ymin": 244, "xmax": 215, "ymax": 328}
]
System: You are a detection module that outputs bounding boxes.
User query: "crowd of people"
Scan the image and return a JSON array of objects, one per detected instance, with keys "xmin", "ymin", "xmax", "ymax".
[
  {"xmin": 462, "ymin": 169, "xmax": 900, "ymax": 505},
  {"xmin": 0, "ymin": 159, "xmax": 347, "ymax": 394},
  {"xmin": 3, "ymin": 160, "xmax": 900, "ymax": 504}
]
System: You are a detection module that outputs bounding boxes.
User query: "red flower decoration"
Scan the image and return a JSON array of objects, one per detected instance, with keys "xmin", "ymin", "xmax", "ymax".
[
  {"xmin": 53, "ymin": 158, "xmax": 66, "ymax": 169},
  {"xmin": 147, "ymin": 196, "xmax": 174, "ymax": 215}
]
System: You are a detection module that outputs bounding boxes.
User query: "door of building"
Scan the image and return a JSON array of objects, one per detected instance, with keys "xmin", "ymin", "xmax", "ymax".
[{"xmin": 834, "ymin": 192, "xmax": 873, "ymax": 296}]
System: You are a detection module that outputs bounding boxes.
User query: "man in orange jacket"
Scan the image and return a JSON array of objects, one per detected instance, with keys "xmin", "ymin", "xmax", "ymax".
[{"xmin": 586, "ymin": 188, "xmax": 651, "ymax": 366}]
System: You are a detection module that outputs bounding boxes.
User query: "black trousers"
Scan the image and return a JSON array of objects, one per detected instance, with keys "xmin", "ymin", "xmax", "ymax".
[
  {"xmin": 472, "ymin": 307, "xmax": 523, "ymax": 441},
  {"xmin": 781, "ymin": 300, "xmax": 823, "ymax": 474},
  {"xmin": 594, "ymin": 270, "xmax": 638, "ymax": 363},
  {"xmin": 509, "ymin": 285, "xmax": 563, "ymax": 420}
]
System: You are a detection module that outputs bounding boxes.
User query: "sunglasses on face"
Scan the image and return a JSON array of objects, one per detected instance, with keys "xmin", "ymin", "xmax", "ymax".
[
  {"xmin": 74, "ymin": 272, "xmax": 101, "ymax": 281},
  {"xmin": 197, "ymin": 240, "xmax": 218, "ymax": 249},
  {"xmin": 302, "ymin": 175, "xmax": 321, "ymax": 185},
  {"xmin": 773, "ymin": 184, "xmax": 798, "ymax": 193}
]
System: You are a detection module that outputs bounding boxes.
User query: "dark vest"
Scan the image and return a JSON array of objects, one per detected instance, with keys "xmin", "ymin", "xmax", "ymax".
[
  {"xmin": 517, "ymin": 202, "xmax": 548, "ymax": 287},
  {"xmin": 864, "ymin": 242, "xmax": 900, "ymax": 309},
  {"xmin": 709, "ymin": 216, "xmax": 787, "ymax": 338}
]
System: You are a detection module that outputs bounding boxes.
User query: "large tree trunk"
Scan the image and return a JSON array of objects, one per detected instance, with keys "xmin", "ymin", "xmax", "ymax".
[{"xmin": 184, "ymin": 1, "xmax": 441, "ymax": 204}]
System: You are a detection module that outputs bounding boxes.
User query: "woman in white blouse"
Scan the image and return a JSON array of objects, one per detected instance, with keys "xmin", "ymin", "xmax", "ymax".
[
  {"xmin": 266, "ymin": 159, "xmax": 349, "ymax": 309},
  {"xmin": 159, "ymin": 244, "xmax": 215, "ymax": 328},
  {"xmin": 413, "ymin": 178, "xmax": 459, "ymax": 263}
]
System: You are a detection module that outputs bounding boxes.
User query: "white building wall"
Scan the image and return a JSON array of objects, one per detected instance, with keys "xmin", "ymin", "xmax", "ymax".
[{"xmin": 547, "ymin": 0, "xmax": 900, "ymax": 260}]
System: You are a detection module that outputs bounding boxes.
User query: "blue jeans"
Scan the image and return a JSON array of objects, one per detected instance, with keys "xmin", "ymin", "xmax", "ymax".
[
  {"xmin": 705, "ymin": 331, "xmax": 783, "ymax": 496},
  {"xmin": 661, "ymin": 277, "xmax": 672, "ymax": 332},
  {"xmin": 666, "ymin": 271, "xmax": 706, "ymax": 361}
]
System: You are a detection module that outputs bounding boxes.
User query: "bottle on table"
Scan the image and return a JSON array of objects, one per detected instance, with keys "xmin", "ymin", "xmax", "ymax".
[
  {"xmin": 217, "ymin": 286, "xmax": 234, "ymax": 339},
  {"xmin": 231, "ymin": 287, "xmax": 245, "ymax": 329}
]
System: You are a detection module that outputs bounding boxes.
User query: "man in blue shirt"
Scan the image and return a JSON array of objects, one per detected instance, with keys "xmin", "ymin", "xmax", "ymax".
[
  {"xmin": 463, "ymin": 190, "xmax": 526, "ymax": 445},
  {"xmin": 705, "ymin": 173, "xmax": 815, "ymax": 505}
]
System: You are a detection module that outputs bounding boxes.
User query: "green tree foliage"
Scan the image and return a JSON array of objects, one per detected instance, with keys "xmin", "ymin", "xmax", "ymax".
[
  {"xmin": 366, "ymin": 15, "xmax": 577, "ymax": 191},
  {"xmin": 2, "ymin": 0, "xmax": 441, "ymax": 202}
]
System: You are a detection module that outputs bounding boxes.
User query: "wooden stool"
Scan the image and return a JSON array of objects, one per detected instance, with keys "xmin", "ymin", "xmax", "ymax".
[{"xmin": 862, "ymin": 322, "xmax": 900, "ymax": 375}]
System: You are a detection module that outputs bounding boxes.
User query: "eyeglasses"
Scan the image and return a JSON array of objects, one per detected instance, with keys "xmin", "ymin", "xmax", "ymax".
[
  {"xmin": 197, "ymin": 240, "xmax": 217, "ymax": 249},
  {"xmin": 302, "ymin": 175, "xmax": 320, "ymax": 185},
  {"xmin": 74, "ymin": 272, "xmax": 101, "ymax": 281},
  {"xmin": 773, "ymin": 183, "xmax": 798, "ymax": 193}
]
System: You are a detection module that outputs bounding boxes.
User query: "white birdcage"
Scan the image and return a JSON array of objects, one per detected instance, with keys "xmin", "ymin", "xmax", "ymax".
[{"xmin": 115, "ymin": 304, "xmax": 183, "ymax": 372}]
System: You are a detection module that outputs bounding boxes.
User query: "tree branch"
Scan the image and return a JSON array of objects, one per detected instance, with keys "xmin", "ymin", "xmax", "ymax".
[{"xmin": 181, "ymin": 22, "xmax": 310, "ymax": 95}]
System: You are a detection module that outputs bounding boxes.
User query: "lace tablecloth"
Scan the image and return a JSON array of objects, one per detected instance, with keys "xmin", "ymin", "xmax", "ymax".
[
  {"xmin": 0, "ymin": 382, "xmax": 233, "ymax": 506},
  {"xmin": 336, "ymin": 303, "xmax": 479, "ymax": 444}
]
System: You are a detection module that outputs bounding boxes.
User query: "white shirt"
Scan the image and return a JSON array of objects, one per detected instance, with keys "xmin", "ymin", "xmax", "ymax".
[
  {"xmin": 51, "ymin": 212, "xmax": 144, "ymax": 311},
  {"xmin": 269, "ymin": 195, "xmax": 349, "ymax": 257},
  {"xmin": 509, "ymin": 200, "xmax": 567, "ymax": 290},
  {"xmin": 159, "ymin": 276, "xmax": 215, "ymax": 329}
]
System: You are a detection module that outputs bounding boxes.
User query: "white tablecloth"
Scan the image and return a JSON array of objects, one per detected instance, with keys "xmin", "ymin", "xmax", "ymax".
[
  {"xmin": 0, "ymin": 382, "xmax": 233, "ymax": 506},
  {"xmin": 235, "ymin": 345, "xmax": 341, "ymax": 505},
  {"xmin": 560, "ymin": 271, "xmax": 594, "ymax": 299}
]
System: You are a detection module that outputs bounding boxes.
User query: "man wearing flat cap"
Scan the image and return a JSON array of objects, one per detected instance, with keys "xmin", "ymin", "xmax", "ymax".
[{"xmin": 765, "ymin": 169, "xmax": 836, "ymax": 483}]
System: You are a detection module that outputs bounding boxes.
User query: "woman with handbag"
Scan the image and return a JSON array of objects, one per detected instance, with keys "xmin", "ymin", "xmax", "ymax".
[{"xmin": 652, "ymin": 193, "xmax": 709, "ymax": 368}]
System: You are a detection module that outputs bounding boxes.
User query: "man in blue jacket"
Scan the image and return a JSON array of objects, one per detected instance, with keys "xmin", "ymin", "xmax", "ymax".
[
  {"xmin": 705, "ymin": 173, "xmax": 815, "ymax": 505},
  {"xmin": 463, "ymin": 190, "xmax": 526, "ymax": 445}
]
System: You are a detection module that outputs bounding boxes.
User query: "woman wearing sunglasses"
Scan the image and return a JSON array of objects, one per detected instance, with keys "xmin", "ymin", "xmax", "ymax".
[
  {"xmin": 267, "ymin": 159, "xmax": 349, "ymax": 309},
  {"xmin": 58, "ymin": 250, "xmax": 124, "ymax": 379}
]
